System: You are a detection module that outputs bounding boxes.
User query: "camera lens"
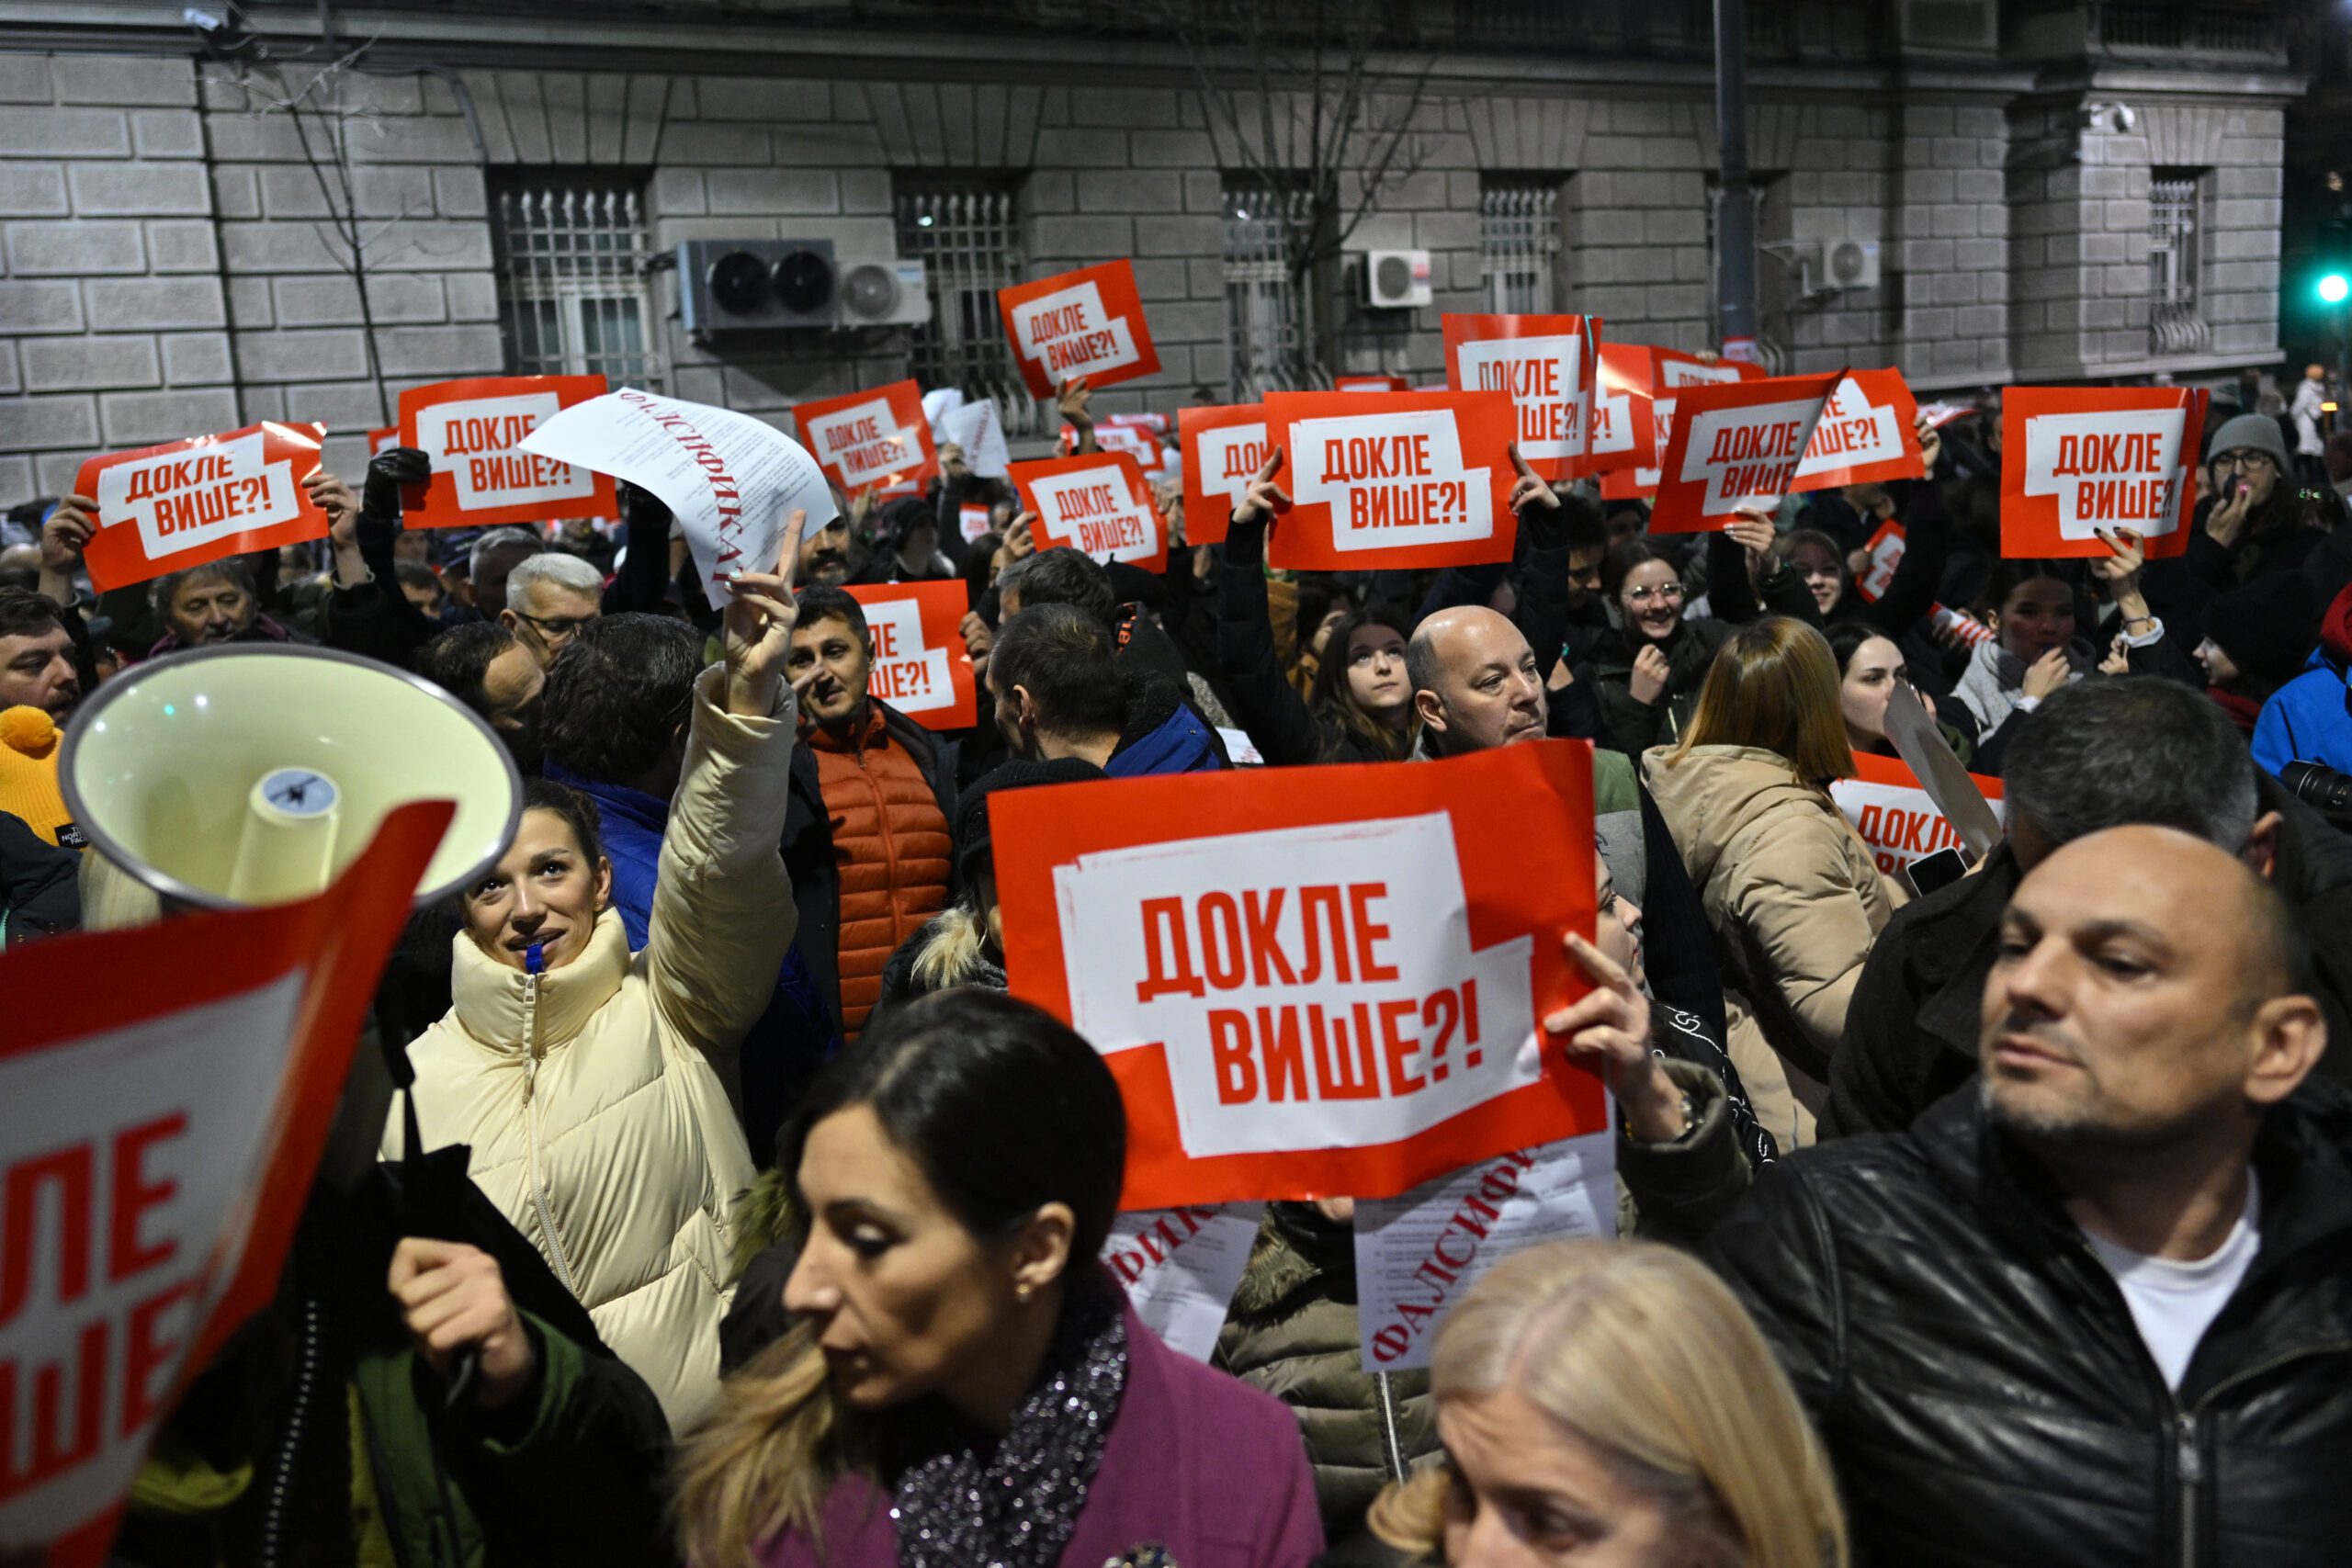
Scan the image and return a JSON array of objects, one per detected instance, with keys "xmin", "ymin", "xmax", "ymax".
[{"xmin": 2280, "ymin": 760, "xmax": 2352, "ymax": 820}]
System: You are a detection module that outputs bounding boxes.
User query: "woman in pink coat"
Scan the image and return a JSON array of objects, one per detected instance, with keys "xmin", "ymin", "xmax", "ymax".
[{"xmin": 673, "ymin": 987, "xmax": 1324, "ymax": 1568}]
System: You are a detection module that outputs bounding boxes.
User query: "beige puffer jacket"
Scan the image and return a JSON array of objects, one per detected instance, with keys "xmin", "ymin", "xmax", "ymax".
[
  {"xmin": 1643, "ymin": 743, "xmax": 1904, "ymax": 1151},
  {"xmin": 388, "ymin": 665, "xmax": 788, "ymax": 1431}
]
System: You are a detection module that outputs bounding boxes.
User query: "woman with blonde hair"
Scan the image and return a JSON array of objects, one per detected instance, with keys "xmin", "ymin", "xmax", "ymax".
[
  {"xmin": 1641, "ymin": 616, "xmax": 1902, "ymax": 1151},
  {"xmin": 1365, "ymin": 1238, "xmax": 1845, "ymax": 1568}
]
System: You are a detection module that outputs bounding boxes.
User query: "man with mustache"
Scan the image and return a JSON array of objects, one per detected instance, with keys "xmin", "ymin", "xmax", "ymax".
[{"xmin": 1708, "ymin": 827, "xmax": 2352, "ymax": 1566}]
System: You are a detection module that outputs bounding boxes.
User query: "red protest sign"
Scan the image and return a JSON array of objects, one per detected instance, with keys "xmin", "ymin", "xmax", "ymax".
[
  {"xmin": 1589, "ymin": 342, "xmax": 1657, "ymax": 491},
  {"xmin": 993, "ymin": 742, "xmax": 1602, "ymax": 1209},
  {"xmin": 1009, "ymin": 450, "xmax": 1169, "ymax": 572},
  {"xmin": 1069, "ymin": 420, "xmax": 1168, "ymax": 476},
  {"xmin": 368, "ymin": 426, "xmax": 398, "ymax": 456},
  {"xmin": 1261, "ymin": 389, "xmax": 1519, "ymax": 571},
  {"xmin": 76, "ymin": 422, "xmax": 329, "ymax": 594},
  {"xmin": 1856, "ymin": 518, "xmax": 1905, "ymax": 602},
  {"xmin": 0, "ymin": 802, "xmax": 447, "ymax": 1568},
  {"xmin": 1442, "ymin": 313, "xmax": 1601, "ymax": 481},
  {"xmin": 1598, "ymin": 348, "xmax": 1756, "ymax": 500},
  {"xmin": 398, "ymin": 375, "xmax": 614, "ymax": 532},
  {"xmin": 1650, "ymin": 370, "xmax": 1840, "ymax": 534},
  {"xmin": 2000, "ymin": 386, "xmax": 2207, "ymax": 560},
  {"xmin": 1177, "ymin": 403, "xmax": 1268, "ymax": 548},
  {"xmin": 998, "ymin": 261, "xmax": 1161, "ymax": 400},
  {"xmin": 795, "ymin": 378, "xmax": 938, "ymax": 495},
  {"xmin": 1830, "ymin": 752, "xmax": 2006, "ymax": 881},
  {"xmin": 1791, "ymin": 368, "xmax": 1924, "ymax": 491},
  {"xmin": 842, "ymin": 580, "xmax": 978, "ymax": 731},
  {"xmin": 958, "ymin": 502, "xmax": 993, "ymax": 544},
  {"xmin": 1336, "ymin": 375, "xmax": 1410, "ymax": 393}
]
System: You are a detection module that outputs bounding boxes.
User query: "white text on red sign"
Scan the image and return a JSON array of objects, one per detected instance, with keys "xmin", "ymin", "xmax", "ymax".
[
  {"xmin": 1292, "ymin": 411, "xmax": 1493, "ymax": 550},
  {"xmin": 418, "ymin": 392, "xmax": 594, "ymax": 512},
  {"xmin": 99, "ymin": 431, "xmax": 301, "ymax": 561}
]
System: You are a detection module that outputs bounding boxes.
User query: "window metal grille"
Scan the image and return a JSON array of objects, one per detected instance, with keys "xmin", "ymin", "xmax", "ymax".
[
  {"xmin": 895, "ymin": 185, "xmax": 1037, "ymax": 435},
  {"xmin": 492, "ymin": 180, "xmax": 662, "ymax": 388},
  {"xmin": 2149, "ymin": 172, "xmax": 2211, "ymax": 355},
  {"xmin": 1481, "ymin": 183, "xmax": 1558, "ymax": 313},
  {"xmin": 1225, "ymin": 183, "xmax": 1318, "ymax": 402}
]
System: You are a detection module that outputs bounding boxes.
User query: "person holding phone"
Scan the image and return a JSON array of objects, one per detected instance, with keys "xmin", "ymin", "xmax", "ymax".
[{"xmin": 2143, "ymin": 413, "xmax": 2325, "ymax": 636}]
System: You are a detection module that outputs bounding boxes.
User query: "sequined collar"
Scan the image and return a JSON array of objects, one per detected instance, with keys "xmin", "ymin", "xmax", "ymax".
[{"xmin": 888, "ymin": 1269, "xmax": 1128, "ymax": 1568}]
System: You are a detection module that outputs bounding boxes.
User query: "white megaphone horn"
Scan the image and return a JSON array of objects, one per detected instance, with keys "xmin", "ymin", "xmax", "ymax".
[{"xmin": 59, "ymin": 643, "xmax": 523, "ymax": 911}]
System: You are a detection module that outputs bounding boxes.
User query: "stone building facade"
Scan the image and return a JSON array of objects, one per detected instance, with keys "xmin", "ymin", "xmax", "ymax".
[{"xmin": 0, "ymin": 2, "xmax": 2302, "ymax": 500}]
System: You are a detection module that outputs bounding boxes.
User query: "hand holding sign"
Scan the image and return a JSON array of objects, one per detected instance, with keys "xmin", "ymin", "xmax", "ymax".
[
  {"xmin": 1723, "ymin": 509, "xmax": 1778, "ymax": 576},
  {"xmin": 720, "ymin": 509, "xmax": 806, "ymax": 719},
  {"xmin": 1057, "ymin": 374, "xmax": 1097, "ymax": 442},
  {"xmin": 1544, "ymin": 932, "xmax": 1687, "ymax": 1145},
  {"xmin": 388, "ymin": 1237, "xmax": 537, "ymax": 1408}
]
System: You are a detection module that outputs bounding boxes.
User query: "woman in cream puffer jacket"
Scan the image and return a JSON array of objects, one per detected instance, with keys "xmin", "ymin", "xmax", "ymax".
[
  {"xmin": 387, "ymin": 538, "xmax": 807, "ymax": 1432},
  {"xmin": 1642, "ymin": 616, "xmax": 1905, "ymax": 1154}
]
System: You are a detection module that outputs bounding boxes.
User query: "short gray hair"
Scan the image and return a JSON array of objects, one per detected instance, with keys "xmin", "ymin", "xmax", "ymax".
[
  {"xmin": 505, "ymin": 550, "xmax": 604, "ymax": 602},
  {"xmin": 469, "ymin": 525, "xmax": 543, "ymax": 580}
]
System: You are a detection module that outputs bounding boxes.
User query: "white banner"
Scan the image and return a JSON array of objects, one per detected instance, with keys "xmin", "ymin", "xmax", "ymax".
[{"xmin": 1102, "ymin": 1202, "xmax": 1264, "ymax": 1362}]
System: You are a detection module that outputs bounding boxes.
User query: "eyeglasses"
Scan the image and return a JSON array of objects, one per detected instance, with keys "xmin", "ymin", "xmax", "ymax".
[
  {"xmin": 1624, "ymin": 583, "xmax": 1685, "ymax": 606},
  {"xmin": 2214, "ymin": 452, "xmax": 2277, "ymax": 473},
  {"xmin": 512, "ymin": 611, "xmax": 596, "ymax": 639}
]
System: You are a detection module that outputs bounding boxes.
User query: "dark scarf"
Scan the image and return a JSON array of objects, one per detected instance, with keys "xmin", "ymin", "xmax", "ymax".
[{"xmin": 890, "ymin": 1269, "xmax": 1128, "ymax": 1568}]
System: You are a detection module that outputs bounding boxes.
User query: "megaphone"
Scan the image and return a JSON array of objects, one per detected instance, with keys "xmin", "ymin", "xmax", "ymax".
[{"xmin": 59, "ymin": 643, "xmax": 522, "ymax": 910}]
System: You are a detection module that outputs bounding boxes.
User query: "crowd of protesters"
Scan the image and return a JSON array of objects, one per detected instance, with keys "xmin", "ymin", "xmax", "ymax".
[{"xmin": 6, "ymin": 358, "xmax": 2352, "ymax": 1568}]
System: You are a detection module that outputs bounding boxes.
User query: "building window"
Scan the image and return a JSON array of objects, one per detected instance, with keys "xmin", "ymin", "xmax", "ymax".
[
  {"xmin": 492, "ymin": 178, "xmax": 662, "ymax": 387},
  {"xmin": 1480, "ymin": 181, "xmax": 1559, "ymax": 313},
  {"xmin": 896, "ymin": 183, "xmax": 1030, "ymax": 428},
  {"xmin": 2150, "ymin": 169, "xmax": 2211, "ymax": 355},
  {"xmin": 1225, "ymin": 182, "xmax": 1317, "ymax": 401}
]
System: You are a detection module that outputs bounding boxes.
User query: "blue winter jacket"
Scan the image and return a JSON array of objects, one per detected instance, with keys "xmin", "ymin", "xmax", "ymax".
[{"xmin": 2252, "ymin": 650, "xmax": 2352, "ymax": 778}]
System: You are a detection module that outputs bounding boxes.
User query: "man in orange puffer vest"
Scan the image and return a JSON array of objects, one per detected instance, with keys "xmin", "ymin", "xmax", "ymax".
[{"xmin": 782, "ymin": 585, "xmax": 959, "ymax": 1051}]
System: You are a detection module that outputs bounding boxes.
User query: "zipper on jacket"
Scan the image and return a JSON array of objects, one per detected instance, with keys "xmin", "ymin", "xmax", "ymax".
[
  {"xmin": 857, "ymin": 745, "xmax": 911, "ymax": 951},
  {"xmin": 2173, "ymin": 1409, "xmax": 2199, "ymax": 1568},
  {"xmin": 258, "ymin": 1230, "xmax": 327, "ymax": 1568},
  {"xmin": 1374, "ymin": 1370, "xmax": 1408, "ymax": 1483},
  {"xmin": 517, "ymin": 972, "xmax": 579, "ymax": 1295}
]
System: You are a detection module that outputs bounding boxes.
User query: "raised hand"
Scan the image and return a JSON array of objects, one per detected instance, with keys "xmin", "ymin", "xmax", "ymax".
[
  {"xmin": 721, "ymin": 508, "xmax": 808, "ymax": 717},
  {"xmin": 1233, "ymin": 449, "xmax": 1291, "ymax": 530},
  {"xmin": 1508, "ymin": 444, "xmax": 1561, "ymax": 515},
  {"xmin": 1630, "ymin": 642, "xmax": 1672, "ymax": 705}
]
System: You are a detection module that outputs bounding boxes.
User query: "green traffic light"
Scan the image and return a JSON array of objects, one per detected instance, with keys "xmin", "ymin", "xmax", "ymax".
[{"xmin": 2323, "ymin": 273, "xmax": 2351, "ymax": 304}]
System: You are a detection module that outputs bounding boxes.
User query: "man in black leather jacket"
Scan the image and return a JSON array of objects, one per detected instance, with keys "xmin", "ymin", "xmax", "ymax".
[
  {"xmin": 1709, "ymin": 824, "xmax": 2346, "ymax": 1568},
  {"xmin": 1822, "ymin": 676, "xmax": 2352, "ymax": 1138}
]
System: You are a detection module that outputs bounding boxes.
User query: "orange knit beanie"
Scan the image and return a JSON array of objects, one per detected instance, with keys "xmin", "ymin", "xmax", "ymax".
[{"xmin": 0, "ymin": 705, "xmax": 75, "ymax": 847}]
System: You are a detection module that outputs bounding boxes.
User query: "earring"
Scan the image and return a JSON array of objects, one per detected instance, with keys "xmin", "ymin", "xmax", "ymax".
[{"xmin": 1015, "ymin": 1283, "xmax": 1033, "ymax": 1303}]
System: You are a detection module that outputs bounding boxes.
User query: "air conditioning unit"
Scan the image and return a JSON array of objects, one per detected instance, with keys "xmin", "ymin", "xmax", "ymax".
[
  {"xmin": 837, "ymin": 256, "xmax": 932, "ymax": 327},
  {"xmin": 1822, "ymin": 236, "xmax": 1882, "ymax": 291},
  {"xmin": 1363, "ymin": 249, "xmax": 1432, "ymax": 310},
  {"xmin": 678, "ymin": 238, "xmax": 838, "ymax": 333}
]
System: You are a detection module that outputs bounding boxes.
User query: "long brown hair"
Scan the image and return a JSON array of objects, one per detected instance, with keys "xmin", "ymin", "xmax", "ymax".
[
  {"xmin": 1665, "ymin": 616, "xmax": 1855, "ymax": 784},
  {"xmin": 1306, "ymin": 604, "xmax": 1418, "ymax": 761}
]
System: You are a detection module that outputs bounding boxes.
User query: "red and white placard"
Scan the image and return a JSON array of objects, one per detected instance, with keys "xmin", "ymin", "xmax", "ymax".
[
  {"xmin": 1649, "ymin": 370, "xmax": 1840, "ymax": 534},
  {"xmin": 1588, "ymin": 342, "xmax": 1657, "ymax": 489},
  {"xmin": 1790, "ymin": 368, "xmax": 1925, "ymax": 491},
  {"xmin": 1261, "ymin": 389, "xmax": 1520, "ymax": 571},
  {"xmin": 794, "ymin": 378, "xmax": 938, "ymax": 494},
  {"xmin": 1599, "ymin": 347, "xmax": 1758, "ymax": 500},
  {"xmin": 1177, "ymin": 403, "xmax": 1268, "ymax": 548},
  {"xmin": 1069, "ymin": 420, "xmax": 1169, "ymax": 475},
  {"xmin": 992, "ymin": 742, "xmax": 1601, "ymax": 1209},
  {"xmin": 1829, "ymin": 752, "xmax": 2007, "ymax": 879},
  {"xmin": 997, "ymin": 261, "xmax": 1161, "ymax": 400},
  {"xmin": 76, "ymin": 422, "xmax": 330, "ymax": 593},
  {"xmin": 1008, "ymin": 450, "xmax": 1169, "ymax": 573},
  {"xmin": 2000, "ymin": 387, "xmax": 2207, "ymax": 559},
  {"xmin": 0, "ymin": 803, "xmax": 447, "ymax": 1568},
  {"xmin": 841, "ymin": 580, "xmax": 978, "ymax": 732},
  {"xmin": 398, "ymin": 376, "xmax": 614, "ymax": 532},
  {"xmin": 1442, "ymin": 313, "xmax": 1601, "ymax": 481}
]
